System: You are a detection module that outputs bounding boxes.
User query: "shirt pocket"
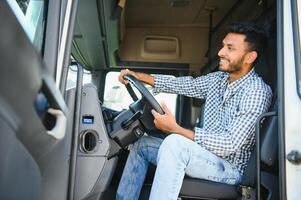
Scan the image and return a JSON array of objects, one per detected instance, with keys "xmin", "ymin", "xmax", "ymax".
[{"xmin": 230, "ymin": 105, "xmax": 242, "ymax": 119}]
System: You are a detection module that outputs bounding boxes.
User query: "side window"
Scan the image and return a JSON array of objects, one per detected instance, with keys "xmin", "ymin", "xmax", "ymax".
[
  {"xmin": 66, "ymin": 64, "xmax": 92, "ymax": 90},
  {"xmin": 7, "ymin": 0, "xmax": 47, "ymax": 52},
  {"xmin": 294, "ymin": 0, "xmax": 301, "ymax": 98},
  {"xmin": 103, "ymin": 72, "xmax": 177, "ymax": 114}
]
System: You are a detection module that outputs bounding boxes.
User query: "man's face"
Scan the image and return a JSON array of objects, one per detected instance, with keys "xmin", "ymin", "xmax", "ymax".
[{"xmin": 218, "ymin": 33, "xmax": 250, "ymax": 73}]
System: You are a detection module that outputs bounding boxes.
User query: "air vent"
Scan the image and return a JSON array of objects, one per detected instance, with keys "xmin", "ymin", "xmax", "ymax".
[
  {"xmin": 169, "ymin": 0, "xmax": 190, "ymax": 7},
  {"xmin": 80, "ymin": 130, "xmax": 99, "ymax": 154}
]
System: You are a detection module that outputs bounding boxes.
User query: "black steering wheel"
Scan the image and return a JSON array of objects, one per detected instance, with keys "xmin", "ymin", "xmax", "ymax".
[
  {"xmin": 124, "ymin": 75, "xmax": 164, "ymax": 115},
  {"xmin": 106, "ymin": 75, "xmax": 166, "ymax": 151}
]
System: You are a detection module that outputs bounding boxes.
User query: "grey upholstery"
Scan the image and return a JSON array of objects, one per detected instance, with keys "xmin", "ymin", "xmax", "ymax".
[
  {"xmin": 0, "ymin": 99, "xmax": 42, "ymax": 200},
  {"xmin": 0, "ymin": 2, "xmax": 71, "ymax": 199}
]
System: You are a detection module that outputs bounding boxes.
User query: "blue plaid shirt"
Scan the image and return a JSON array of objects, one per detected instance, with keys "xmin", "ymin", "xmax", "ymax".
[{"xmin": 153, "ymin": 68, "xmax": 272, "ymax": 175}]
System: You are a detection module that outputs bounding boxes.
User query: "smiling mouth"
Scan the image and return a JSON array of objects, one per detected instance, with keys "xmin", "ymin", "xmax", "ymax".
[{"xmin": 219, "ymin": 58, "xmax": 229, "ymax": 65}]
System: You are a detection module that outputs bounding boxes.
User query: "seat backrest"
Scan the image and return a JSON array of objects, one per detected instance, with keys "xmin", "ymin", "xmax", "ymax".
[
  {"xmin": 260, "ymin": 101, "xmax": 278, "ymax": 167},
  {"xmin": 240, "ymin": 99, "xmax": 278, "ymax": 187},
  {"xmin": 241, "ymin": 17, "xmax": 278, "ymax": 186}
]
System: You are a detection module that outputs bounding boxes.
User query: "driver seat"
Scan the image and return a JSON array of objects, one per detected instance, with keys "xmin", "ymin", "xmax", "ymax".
[{"xmin": 179, "ymin": 99, "xmax": 278, "ymax": 199}]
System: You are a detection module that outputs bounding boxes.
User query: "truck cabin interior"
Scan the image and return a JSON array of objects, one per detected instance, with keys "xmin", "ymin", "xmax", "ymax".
[
  {"xmin": 0, "ymin": 0, "xmax": 278, "ymax": 200},
  {"xmin": 70, "ymin": 0, "xmax": 278, "ymax": 199},
  {"xmin": 71, "ymin": 0, "xmax": 278, "ymax": 199}
]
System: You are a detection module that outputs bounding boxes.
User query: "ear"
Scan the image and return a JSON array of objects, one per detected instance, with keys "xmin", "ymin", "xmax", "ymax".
[{"xmin": 245, "ymin": 51, "xmax": 258, "ymax": 64}]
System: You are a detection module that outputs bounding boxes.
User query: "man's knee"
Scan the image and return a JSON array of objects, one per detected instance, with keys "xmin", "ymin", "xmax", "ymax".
[
  {"xmin": 161, "ymin": 134, "xmax": 185, "ymax": 149},
  {"xmin": 157, "ymin": 134, "xmax": 185, "ymax": 160}
]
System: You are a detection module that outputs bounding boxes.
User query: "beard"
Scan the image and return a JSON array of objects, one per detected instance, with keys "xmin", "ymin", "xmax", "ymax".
[{"xmin": 219, "ymin": 55, "xmax": 245, "ymax": 73}]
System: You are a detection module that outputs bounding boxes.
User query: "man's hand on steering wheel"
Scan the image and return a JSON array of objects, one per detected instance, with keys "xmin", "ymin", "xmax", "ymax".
[
  {"xmin": 152, "ymin": 102, "xmax": 195, "ymax": 140},
  {"xmin": 151, "ymin": 102, "xmax": 180, "ymax": 133},
  {"xmin": 119, "ymin": 69, "xmax": 139, "ymax": 85},
  {"xmin": 119, "ymin": 69, "xmax": 155, "ymax": 86}
]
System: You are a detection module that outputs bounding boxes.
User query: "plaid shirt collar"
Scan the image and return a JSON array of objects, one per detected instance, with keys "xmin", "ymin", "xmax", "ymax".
[{"xmin": 221, "ymin": 68, "xmax": 256, "ymax": 101}]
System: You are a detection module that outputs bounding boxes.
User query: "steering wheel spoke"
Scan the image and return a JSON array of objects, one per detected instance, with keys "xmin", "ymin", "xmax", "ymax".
[{"xmin": 124, "ymin": 75, "xmax": 164, "ymax": 114}]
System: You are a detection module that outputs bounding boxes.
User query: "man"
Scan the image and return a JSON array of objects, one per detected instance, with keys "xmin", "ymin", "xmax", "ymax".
[{"xmin": 116, "ymin": 22, "xmax": 272, "ymax": 200}]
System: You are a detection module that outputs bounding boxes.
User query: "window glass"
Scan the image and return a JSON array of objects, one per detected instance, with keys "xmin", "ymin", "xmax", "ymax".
[
  {"xmin": 103, "ymin": 72, "xmax": 177, "ymax": 114},
  {"xmin": 295, "ymin": 0, "xmax": 301, "ymax": 98},
  {"xmin": 66, "ymin": 65, "xmax": 92, "ymax": 90},
  {"xmin": 7, "ymin": 0, "xmax": 47, "ymax": 52}
]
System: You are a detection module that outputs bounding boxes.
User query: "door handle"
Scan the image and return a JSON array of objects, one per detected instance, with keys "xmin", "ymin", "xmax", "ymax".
[
  {"xmin": 287, "ymin": 150, "xmax": 301, "ymax": 165},
  {"xmin": 46, "ymin": 108, "xmax": 67, "ymax": 139}
]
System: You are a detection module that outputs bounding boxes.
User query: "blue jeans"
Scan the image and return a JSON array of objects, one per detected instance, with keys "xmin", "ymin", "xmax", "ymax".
[{"xmin": 116, "ymin": 134, "xmax": 241, "ymax": 200}]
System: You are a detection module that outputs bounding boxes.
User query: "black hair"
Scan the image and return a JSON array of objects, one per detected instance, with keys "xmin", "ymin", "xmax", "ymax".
[{"xmin": 229, "ymin": 22, "xmax": 268, "ymax": 63}]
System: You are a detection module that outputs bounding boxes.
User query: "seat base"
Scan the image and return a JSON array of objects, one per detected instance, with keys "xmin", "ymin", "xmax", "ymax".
[{"xmin": 180, "ymin": 178, "xmax": 240, "ymax": 199}]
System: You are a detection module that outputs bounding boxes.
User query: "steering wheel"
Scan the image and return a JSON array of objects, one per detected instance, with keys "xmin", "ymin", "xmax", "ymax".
[
  {"xmin": 124, "ymin": 75, "xmax": 164, "ymax": 115},
  {"xmin": 106, "ymin": 75, "xmax": 166, "ymax": 152}
]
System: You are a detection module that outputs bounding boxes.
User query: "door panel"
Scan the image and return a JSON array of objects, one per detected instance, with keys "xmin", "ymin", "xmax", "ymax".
[
  {"xmin": 0, "ymin": 1, "xmax": 71, "ymax": 200},
  {"xmin": 0, "ymin": 98, "xmax": 42, "ymax": 200},
  {"xmin": 283, "ymin": 0, "xmax": 301, "ymax": 198},
  {"xmin": 73, "ymin": 83, "xmax": 118, "ymax": 200}
]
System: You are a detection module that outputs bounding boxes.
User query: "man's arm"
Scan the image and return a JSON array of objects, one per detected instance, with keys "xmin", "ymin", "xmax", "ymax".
[
  {"xmin": 195, "ymin": 89, "xmax": 272, "ymax": 157},
  {"xmin": 119, "ymin": 69, "xmax": 220, "ymax": 99}
]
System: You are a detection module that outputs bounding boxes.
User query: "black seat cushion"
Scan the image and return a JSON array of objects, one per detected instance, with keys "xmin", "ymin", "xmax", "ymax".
[{"xmin": 180, "ymin": 178, "xmax": 239, "ymax": 199}]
